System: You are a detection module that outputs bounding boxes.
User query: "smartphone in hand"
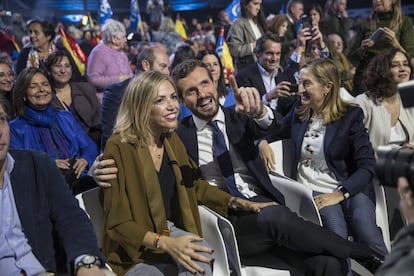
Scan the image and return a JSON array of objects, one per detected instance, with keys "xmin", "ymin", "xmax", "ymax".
[{"xmin": 369, "ymin": 27, "xmax": 384, "ymax": 41}]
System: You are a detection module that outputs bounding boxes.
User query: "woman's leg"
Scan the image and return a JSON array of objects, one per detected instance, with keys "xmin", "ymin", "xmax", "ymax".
[
  {"xmin": 343, "ymin": 193, "xmax": 388, "ymax": 256},
  {"xmin": 167, "ymin": 222, "xmax": 213, "ymax": 276}
]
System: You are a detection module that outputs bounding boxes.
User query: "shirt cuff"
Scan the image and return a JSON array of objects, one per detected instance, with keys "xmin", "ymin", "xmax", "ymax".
[
  {"xmin": 254, "ymin": 105, "xmax": 274, "ymax": 128},
  {"xmin": 290, "ymin": 51, "xmax": 301, "ymax": 64}
]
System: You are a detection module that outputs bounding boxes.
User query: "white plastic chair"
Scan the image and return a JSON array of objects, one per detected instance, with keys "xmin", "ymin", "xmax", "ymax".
[{"xmin": 198, "ymin": 205, "xmax": 291, "ymax": 276}]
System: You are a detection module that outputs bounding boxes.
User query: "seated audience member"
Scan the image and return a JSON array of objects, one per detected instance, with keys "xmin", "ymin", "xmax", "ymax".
[
  {"xmin": 45, "ymin": 50, "xmax": 102, "ymax": 148},
  {"xmin": 376, "ymin": 176, "xmax": 414, "ymax": 276},
  {"xmin": 16, "ymin": 19, "xmax": 56, "ymax": 75},
  {"xmin": 86, "ymin": 19, "xmax": 133, "ymax": 101},
  {"xmin": 235, "ymin": 33, "xmax": 301, "ymax": 116},
  {"xmin": 0, "ymin": 95, "xmax": 110, "ymax": 275},
  {"xmin": 266, "ymin": 58, "xmax": 388, "ymax": 263},
  {"xmin": 178, "ymin": 49, "xmax": 235, "ymax": 120},
  {"xmin": 0, "ymin": 57, "xmax": 15, "ymax": 118},
  {"xmin": 101, "ymin": 45, "xmax": 170, "ymax": 149},
  {"xmin": 355, "ymin": 48, "xmax": 414, "ymax": 238},
  {"xmin": 356, "ymin": 48, "xmax": 414, "ymax": 151},
  {"xmin": 102, "ymin": 71, "xmax": 261, "ymax": 275},
  {"xmin": 95, "ymin": 60, "xmax": 386, "ymax": 276},
  {"xmin": 169, "ymin": 44, "xmax": 196, "ymax": 71},
  {"xmin": 327, "ymin": 33, "xmax": 354, "ymax": 93},
  {"xmin": 348, "ymin": 0, "xmax": 414, "ymax": 96},
  {"xmin": 9, "ymin": 68, "xmax": 98, "ymax": 194}
]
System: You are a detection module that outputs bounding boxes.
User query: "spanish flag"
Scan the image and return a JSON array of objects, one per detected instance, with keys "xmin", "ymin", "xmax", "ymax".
[
  {"xmin": 2, "ymin": 29, "xmax": 20, "ymax": 53},
  {"xmin": 175, "ymin": 14, "xmax": 187, "ymax": 40},
  {"xmin": 216, "ymin": 26, "xmax": 234, "ymax": 84},
  {"xmin": 59, "ymin": 27, "xmax": 88, "ymax": 76}
]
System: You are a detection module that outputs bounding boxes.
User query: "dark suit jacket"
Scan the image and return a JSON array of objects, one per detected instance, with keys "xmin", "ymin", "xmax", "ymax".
[
  {"xmin": 236, "ymin": 62, "xmax": 299, "ymax": 116},
  {"xmin": 101, "ymin": 78, "xmax": 132, "ymax": 149},
  {"xmin": 176, "ymin": 106, "xmax": 285, "ymax": 205},
  {"xmin": 10, "ymin": 150, "xmax": 104, "ymax": 273},
  {"xmin": 269, "ymin": 104, "xmax": 376, "ymax": 201}
]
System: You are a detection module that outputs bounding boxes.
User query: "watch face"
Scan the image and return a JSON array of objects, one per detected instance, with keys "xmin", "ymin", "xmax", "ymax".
[{"xmin": 82, "ymin": 255, "xmax": 97, "ymax": 265}]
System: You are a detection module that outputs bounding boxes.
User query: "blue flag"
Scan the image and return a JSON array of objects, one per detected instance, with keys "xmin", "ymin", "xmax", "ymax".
[
  {"xmin": 225, "ymin": 0, "xmax": 240, "ymax": 21},
  {"xmin": 99, "ymin": 0, "xmax": 113, "ymax": 25},
  {"xmin": 131, "ymin": 0, "xmax": 144, "ymax": 36}
]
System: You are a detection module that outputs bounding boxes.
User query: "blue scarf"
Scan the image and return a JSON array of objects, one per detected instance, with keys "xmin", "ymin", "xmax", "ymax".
[{"xmin": 23, "ymin": 105, "xmax": 71, "ymax": 159}]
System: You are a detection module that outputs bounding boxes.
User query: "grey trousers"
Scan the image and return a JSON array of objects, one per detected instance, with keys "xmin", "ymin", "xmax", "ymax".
[{"xmin": 125, "ymin": 221, "xmax": 213, "ymax": 276}]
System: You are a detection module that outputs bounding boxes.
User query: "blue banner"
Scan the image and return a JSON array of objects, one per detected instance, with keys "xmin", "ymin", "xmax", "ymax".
[
  {"xmin": 99, "ymin": 0, "xmax": 113, "ymax": 25},
  {"xmin": 225, "ymin": 0, "xmax": 240, "ymax": 21},
  {"xmin": 130, "ymin": 0, "xmax": 144, "ymax": 36}
]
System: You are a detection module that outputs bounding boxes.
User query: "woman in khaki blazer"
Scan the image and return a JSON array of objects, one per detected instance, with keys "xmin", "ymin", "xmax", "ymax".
[{"xmin": 102, "ymin": 71, "xmax": 259, "ymax": 275}]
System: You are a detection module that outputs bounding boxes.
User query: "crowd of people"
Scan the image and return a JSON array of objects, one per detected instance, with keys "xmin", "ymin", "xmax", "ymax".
[{"xmin": 0, "ymin": 0, "xmax": 414, "ymax": 275}]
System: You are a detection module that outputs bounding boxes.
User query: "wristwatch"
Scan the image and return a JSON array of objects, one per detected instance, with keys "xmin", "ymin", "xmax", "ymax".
[
  {"xmin": 75, "ymin": 255, "xmax": 101, "ymax": 273},
  {"xmin": 337, "ymin": 186, "xmax": 350, "ymax": 199}
]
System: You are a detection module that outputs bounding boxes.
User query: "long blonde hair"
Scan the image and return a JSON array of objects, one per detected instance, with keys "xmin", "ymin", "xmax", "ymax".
[
  {"xmin": 296, "ymin": 58, "xmax": 348, "ymax": 123},
  {"xmin": 114, "ymin": 71, "xmax": 176, "ymax": 146},
  {"xmin": 371, "ymin": 0, "xmax": 402, "ymax": 32}
]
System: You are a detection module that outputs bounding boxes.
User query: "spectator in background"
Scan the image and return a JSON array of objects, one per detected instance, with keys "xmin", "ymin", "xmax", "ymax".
[
  {"xmin": 267, "ymin": 14, "xmax": 291, "ymax": 66},
  {"xmin": 6, "ymin": 13, "xmax": 25, "ymax": 49},
  {"xmin": 10, "ymin": 68, "xmax": 99, "ymax": 194},
  {"xmin": 284, "ymin": 0, "xmax": 304, "ymax": 49},
  {"xmin": 227, "ymin": 0, "xmax": 267, "ymax": 72},
  {"xmin": 322, "ymin": 0, "xmax": 352, "ymax": 54},
  {"xmin": 152, "ymin": 16, "xmax": 181, "ymax": 56},
  {"xmin": 16, "ymin": 19, "xmax": 56, "ymax": 75},
  {"xmin": 348, "ymin": 0, "xmax": 414, "ymax": 96},
  {"xmin": 307, "ymin": 2, "xmax": 324, "ymax": 29},
  {"xmin": 214, "ymin": 10, "xmax": 233, "ymax": 41},
  {"xmin": 87, "ymin": 19, "xmax": 133, "ymax": 102},
  {"xmin": 327, "ymin": 33, "xmax": 354, "ymax": 93},
  {"xmin": 45, "ymin": 50, "xmax": 102, "ymax": 148},
  {"xmin": 0, "ymin": 57, "xmax": 15, "ymax": 118},
  {"xmin": 170, "ymin": 44, "xmax": 196, "ymax": 72},
  {"xmin": 79, "ymin": 28, "xmax": 96, "ymax": 56}
]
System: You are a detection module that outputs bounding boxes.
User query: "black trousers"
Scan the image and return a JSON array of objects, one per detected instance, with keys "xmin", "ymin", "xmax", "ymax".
[{"xmin": 229, "ymin": 196, "xmax": 354, "ymax": 275}]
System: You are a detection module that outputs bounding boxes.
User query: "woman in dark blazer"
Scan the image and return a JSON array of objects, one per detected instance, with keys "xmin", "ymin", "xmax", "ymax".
[
  {"xmin": 45, "ymin": 50, "xmax": 102, "ymax": 148},
  {"xmin": 268, "ymin": 58, "xmax": 388, "ymax": 258}
]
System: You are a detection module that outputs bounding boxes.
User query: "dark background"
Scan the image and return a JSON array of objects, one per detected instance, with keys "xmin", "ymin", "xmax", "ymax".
[{"xmin": 1, "ymin": 0, "xmax": 413, "ymax": 25}]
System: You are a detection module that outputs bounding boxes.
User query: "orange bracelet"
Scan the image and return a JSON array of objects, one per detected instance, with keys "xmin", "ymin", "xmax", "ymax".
[{"xmin": 153, "ymin": 234, "xmax": 162, "ymax": 249}]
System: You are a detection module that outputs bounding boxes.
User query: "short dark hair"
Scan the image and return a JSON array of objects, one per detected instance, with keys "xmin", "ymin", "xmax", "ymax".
[
  {"xmin": 171, "ymin": 59, "xmax": 213, "ymax": 98},
  {"xmin": 135, "ymin": 47, "xmax": 155, "ymax": 72},
  {"xmin": 27, "ymin": 19, "xmax": 56, "ymax": 43},
  {"xmin": 255, "ymin": 33, "xmax": 282, "ymax": 54}
]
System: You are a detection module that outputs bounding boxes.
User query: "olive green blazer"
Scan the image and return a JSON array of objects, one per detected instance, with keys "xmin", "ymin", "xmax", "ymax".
[{"xmin": 102, "ymin": 131, "xmax": 232, "ymax": 274}]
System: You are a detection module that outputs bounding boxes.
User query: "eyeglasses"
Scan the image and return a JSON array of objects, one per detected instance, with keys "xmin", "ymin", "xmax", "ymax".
[
  {"xmin": 0, "ymin": 71, "xmax": 15, "ymax": 79},
  {"xmin": 52, "ymin": 63, "xmax": 72, "ymax": 70}
]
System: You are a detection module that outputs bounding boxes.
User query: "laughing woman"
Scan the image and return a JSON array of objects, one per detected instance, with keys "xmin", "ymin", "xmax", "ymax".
[{"xmin": 268, "ymin": 58, "xmax": 388, "ymax": 258}]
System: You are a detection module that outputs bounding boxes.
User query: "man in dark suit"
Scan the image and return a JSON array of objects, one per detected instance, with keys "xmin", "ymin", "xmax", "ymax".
[
  {"xmin": 171, "ymin": 60, "xmax": 383, "ymax": 275},
  {"xmin": 101, "ymin": 44, "xmax": 170, "ymax": 149},
  {"xmin": 0, "ymin": 97, "xmax": 110, "ymax": 275},
  {"xmin": 236, "ymin": 33, "xmax": 300, "ymax": 116}
]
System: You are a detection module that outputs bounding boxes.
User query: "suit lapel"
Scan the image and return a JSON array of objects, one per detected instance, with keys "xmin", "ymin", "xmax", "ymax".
[
  {"xmin": 324, "ymin": 120, "xmax": 340, "ymax": 157},
  {"xmin": 178, "ymin": 117, "xmax": 199, "ymax": 164}
]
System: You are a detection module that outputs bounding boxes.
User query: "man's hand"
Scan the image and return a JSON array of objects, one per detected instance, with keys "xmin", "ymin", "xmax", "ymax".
[
  {"xmin": 159, "ymin": 235, "xmax": 214, "ymax": 275},
  {"xmin": 229, "ymin": 75, "xmax": 265, "ymax": 117},
  {"xmin": 89, "ymin": 154, "xmax": 118, "ymax": 188},
  {"xmin": 258, "ymin": 140, "xmax": 276, "ymax": 173},
  {"xmin": 229, "ymin": 197, "xmax": 278, "ymax": 213},
  {"xmin": 266, "ymin": 81, "xmax": 294, "ymax": 102},
  {"xmin": 314, "ymin": 192, "xmax": 344, "ymax": 210}
]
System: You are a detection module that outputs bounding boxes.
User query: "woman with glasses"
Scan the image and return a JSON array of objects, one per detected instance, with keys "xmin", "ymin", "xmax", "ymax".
[{"xmin": 45, "ymin": 50, "xmax": 102, "ymax": 148}]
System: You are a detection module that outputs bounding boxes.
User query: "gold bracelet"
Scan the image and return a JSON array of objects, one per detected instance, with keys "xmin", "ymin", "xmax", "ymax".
[{"xmin": 249, "ymin": 104, "xmax": 265, "ymax": 119}]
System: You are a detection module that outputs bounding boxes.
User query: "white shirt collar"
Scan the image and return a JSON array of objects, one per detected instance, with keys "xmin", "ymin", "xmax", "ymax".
[{"xmin": 192, "ymin": 106, "xmax": 225, "ymax": 131}]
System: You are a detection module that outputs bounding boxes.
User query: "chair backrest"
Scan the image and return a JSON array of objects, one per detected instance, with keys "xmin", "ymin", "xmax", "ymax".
[
  {"xmin": 373, "ymin": 179, "xmax": 391, "ymax": 252},
  {"xmin": 269, "ymin": 172, "xmax": 323, "ymax": 226},
  {"xmin": 198, "ymin": 205, "xmax": 291, "ymax": 276},
  {"xmin": 75, "ymin": 187, "xmax": 104, "ymax": 247}
]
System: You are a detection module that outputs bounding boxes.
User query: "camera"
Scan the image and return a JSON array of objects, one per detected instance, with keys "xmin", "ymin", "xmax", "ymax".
[
  {"xmin": 290, "ymin": 84, "xmax": 298, "ymax": 94},
  {"xmin": 376, "ymin": 146, "xmax": 414, "ymax": 189}
]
